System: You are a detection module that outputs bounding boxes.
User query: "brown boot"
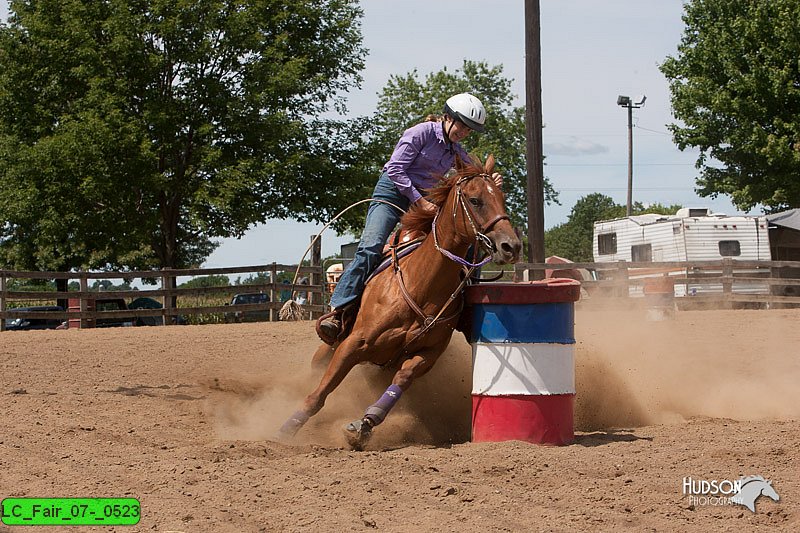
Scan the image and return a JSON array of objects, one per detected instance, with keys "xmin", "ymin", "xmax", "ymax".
[{"xmin": 318, "ymin": 314, "xmax": 342, "ymax": 344}]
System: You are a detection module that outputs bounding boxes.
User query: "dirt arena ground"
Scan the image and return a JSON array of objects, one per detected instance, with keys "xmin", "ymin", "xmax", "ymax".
[{"xmin": 1, "ymin": 306, "xmax": 798, "ymax": 532}]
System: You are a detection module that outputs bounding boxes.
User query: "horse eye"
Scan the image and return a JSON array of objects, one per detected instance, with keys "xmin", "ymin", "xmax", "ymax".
[{"xmin": 469, "ymin": 197, "xmax": 482, "ymax": 207}]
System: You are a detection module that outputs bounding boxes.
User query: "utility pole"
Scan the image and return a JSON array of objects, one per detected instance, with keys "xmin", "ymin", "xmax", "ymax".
[
  {"xmin": 616, "ymin": 95, "xmax": 646, "ymax": 216},
  {"xmin": 626, "ymin": 102, "xmax": 633, "ymax": 216},
  {"xmin": 524, "ymin": 0, "xmax": 545, "ymax": 278}
]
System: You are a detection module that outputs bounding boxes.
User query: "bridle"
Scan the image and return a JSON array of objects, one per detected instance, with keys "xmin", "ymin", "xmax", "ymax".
[
  {"xmin": 385, "ymin": 171, "xmax": 510, "ymax": 368},
  {"xmin": 432, "ymin": 173, "xmax": 510, "ymax": 268}
]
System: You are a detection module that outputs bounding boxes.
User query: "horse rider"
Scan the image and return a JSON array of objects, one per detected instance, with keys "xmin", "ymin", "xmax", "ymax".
[{"xmin": 319, "ymin": 92, "xmax": 504, "ymax": 342}]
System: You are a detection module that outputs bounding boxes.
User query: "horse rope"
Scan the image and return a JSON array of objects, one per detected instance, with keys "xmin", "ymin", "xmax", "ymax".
[{"xmin": 279, "ymin": 198, "xmax": 406, "ymax": 321}]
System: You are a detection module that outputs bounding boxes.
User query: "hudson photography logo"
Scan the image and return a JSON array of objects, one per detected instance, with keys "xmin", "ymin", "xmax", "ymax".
[{"xmin": 682, "ymin": 475, "xmax": 780, "ymax": 513}]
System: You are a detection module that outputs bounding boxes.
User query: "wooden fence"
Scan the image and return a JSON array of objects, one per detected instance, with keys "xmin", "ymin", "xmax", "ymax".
[
  {"xmin": 4, "ymin": 257, "xmax": 800, "ymax": 332},
  {"xmin": 0, "ymin": 262, "xmax": 329, "ymax": 331},
  {"xmin": 514, "ymin": 258, "xmax": 800, "ymax": 309},
  {"xmin": 0, "ymin": 237, "xmax": 328, "ymax": 331}
]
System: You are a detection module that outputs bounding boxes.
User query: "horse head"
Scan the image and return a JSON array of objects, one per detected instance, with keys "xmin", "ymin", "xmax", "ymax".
[
  {"xmin": 445, "ymin": 154, "xmax": 521, "ymax": 265},
  {"xmin": 760, "ymin": 480, "xmax": 780, "ymax": 502}
]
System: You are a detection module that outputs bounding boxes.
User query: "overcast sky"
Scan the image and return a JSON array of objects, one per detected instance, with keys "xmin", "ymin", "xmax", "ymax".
[{"xmin": 1, "ymin": 1, "xmax": 753, "ymax": 266}]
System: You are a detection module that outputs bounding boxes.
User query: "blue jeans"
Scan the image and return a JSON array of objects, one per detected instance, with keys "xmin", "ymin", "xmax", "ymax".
[{"xmin": 330, "ymin": 172, "xmax": 410, "ymax": 309}]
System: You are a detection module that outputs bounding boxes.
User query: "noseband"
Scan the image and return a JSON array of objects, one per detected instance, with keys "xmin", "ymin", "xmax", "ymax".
[{"xmin": 432, "ymin": 173, "xmax": 510, "ymax": 268}]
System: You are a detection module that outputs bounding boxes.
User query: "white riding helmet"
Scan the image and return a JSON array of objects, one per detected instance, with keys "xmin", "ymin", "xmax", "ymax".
[{"xmin": 444, "ymin": 93, "xmax": 486, "ymax": 132}]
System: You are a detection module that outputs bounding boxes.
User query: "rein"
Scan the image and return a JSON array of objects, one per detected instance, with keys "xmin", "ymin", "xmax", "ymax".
[{"xmin": 385, "ymin": 172, "xmax": 507, "ymax": 367}]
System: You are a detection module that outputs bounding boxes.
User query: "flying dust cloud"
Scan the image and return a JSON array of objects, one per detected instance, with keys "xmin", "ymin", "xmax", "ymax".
[{"xmin": 209, "ymin": 307, "xmax": 800, "ymax": 446}]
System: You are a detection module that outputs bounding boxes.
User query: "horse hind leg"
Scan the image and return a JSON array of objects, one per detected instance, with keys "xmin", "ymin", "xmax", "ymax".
[
  {"xmin": 310, "ymin": 343, "xmax": 335, "ymax": 372},
  {"xmin": 343, "ymin": 353, "xmax": 435, "ymax": 450}
]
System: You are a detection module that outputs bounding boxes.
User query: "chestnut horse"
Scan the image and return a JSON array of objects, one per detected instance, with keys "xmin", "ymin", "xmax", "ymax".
[{"xmin": 278, "ymin": 155, "xmax": 521, "ymax": 449}]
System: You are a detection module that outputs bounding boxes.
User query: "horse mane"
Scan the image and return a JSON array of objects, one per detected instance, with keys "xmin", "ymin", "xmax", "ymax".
[
  {"xmin": 400, "ymin": 153, "xmax": 494, "ymax": 234},
  {"xmin": 738, "ymin": 475, "xmax": 768, "ymax": 486}
]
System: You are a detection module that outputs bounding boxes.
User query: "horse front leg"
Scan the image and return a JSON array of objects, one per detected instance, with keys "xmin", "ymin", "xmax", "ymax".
[{"xmin": 343, "ymin": 353, "xmax": 435, "ymax": 450}]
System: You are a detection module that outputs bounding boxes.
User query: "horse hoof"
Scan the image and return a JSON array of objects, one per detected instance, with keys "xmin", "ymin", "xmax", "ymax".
[
  {"xmin": 343, "ymin": 419, "xmax": 373, "ymax": 451},
  {"xmin": 273, "ymin": 429, "xmax": 295, "ymax": 444}
]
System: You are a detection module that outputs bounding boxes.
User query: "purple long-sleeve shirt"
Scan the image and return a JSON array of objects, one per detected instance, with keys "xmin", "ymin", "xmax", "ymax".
[{"xmin": 382, "ymin": 121, "xmax": 470, "ymax": 203}]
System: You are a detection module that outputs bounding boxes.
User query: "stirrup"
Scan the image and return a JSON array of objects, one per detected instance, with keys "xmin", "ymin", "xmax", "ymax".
[{"xmin": 320, "ymin": 316, "xmax": 340, "ymax": 334}]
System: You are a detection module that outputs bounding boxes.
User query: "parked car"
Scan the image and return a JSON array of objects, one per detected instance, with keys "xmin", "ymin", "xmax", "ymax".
[
  {"xmin": 4, "ymin": 305, "xmax": 64, "ymax": 331},
  {"xmin": 128, "ymin": 296, "xmax": 164, "ymax": 326},
  {"xmin": 225, "ymin": 293, "xmax": 270, "ymax": 323},
  {"xmin": 58, "ymin": 297, "xmax": 133, "ymax": 329},
  {"xmin": 94, "ymin": 297, "xmax": 136, "ymax": 328},
  {"xmin": 57, "ymin": 296, "xmax": 188, "ymax": 329}
]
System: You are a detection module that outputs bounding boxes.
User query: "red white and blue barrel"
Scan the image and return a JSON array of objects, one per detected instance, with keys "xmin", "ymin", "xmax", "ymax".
[{"xmin": 464, "ymin": 279, "xmax": 580, "ymax": 445}]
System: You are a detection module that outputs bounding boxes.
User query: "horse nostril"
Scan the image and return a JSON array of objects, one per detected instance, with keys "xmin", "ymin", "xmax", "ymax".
[{"xmin": 501, "ymin": 241, "xmax": 520, "ymax": 258}]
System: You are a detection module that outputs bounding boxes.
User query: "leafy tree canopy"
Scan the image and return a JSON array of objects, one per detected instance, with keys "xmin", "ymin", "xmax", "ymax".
[
  {"xmin": 0, "ymin": 0, "xmax": 368, "ymax": 271},
  {"xmin": 661, "ymin": 0, "xmax": 800, "ymax": 212},
  {"xmin": 179, "ymin": 274, "xmax": 231, "ymax": 289},
  {"xmin": 350, "ymin": 60, "xmax": 557, "ymax": 232},
  {"xmin": 544, "ymin": 193, "xmax": 681, "ymax": 262}
]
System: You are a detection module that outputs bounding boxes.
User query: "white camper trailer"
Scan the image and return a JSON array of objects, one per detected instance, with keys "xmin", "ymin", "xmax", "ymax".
[{"xmin": 593, "ymin": 208, "xmax": 770, "ymax": 296}]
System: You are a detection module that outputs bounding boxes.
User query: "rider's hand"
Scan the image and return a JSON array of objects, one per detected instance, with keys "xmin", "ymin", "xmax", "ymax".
[
  {"xmin": 492, "ymin": 172, "xmax": 503, "ymax": 189},
  {"xmin": 415, "ymin": 197, "xmax": 438, "ymax": 214}
]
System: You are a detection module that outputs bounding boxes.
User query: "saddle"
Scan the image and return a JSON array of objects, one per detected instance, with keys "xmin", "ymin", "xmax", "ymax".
[
  {"xmin": 382, "ymin": 228, "xmax": 426, "ymax": 255},
  {"xmin": 315, "ymin": 227, "xmax": 427, "ymax": 346}
]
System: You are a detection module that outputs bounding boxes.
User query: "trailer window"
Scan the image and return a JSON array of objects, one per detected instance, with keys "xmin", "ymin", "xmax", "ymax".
[
  {"xmin": 597, "ymin": 233, "xmax": 617, "ymax": 255},
  {"xmin": 631, "ymin": 244, "xmax": 652, "ymax": 262},
  {"xmin": 718, "ymin": 240, "xmax": 741, "ymax": 256}
]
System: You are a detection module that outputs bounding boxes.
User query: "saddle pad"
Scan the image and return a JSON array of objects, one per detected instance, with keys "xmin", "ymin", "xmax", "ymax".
[{"xmin": 365, "ymin": 241, "xmax": 424, "ymax": 285}]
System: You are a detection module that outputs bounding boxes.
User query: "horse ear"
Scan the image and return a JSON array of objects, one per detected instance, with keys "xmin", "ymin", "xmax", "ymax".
[{"xmin": 485, "ymin": 154, "xmax": 496, "ymax": 174}]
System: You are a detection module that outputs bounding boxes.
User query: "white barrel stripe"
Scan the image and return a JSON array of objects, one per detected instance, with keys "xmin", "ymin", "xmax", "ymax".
[{"xmin": 472, "ymin": 343, "xmax": 575, "ymax": 395}]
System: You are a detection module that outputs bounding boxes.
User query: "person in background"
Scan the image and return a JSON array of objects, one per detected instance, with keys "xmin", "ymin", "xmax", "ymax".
[
  {"xmin": 295, "ymin": 277, "xmax": 309, "ymax": 305},
  {"xmin": 319, "ymin": 93, "xmax": 503, "ymax": 342}
]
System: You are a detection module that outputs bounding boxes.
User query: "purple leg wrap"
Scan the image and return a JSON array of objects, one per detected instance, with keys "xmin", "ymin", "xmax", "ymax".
[
  {"xmin": 279, "ymin": 410, "xmax": 310, "ymax": 437},
  {"xmin": 364, "ymin": 384, "xmax": 403, "ymax": 426}
]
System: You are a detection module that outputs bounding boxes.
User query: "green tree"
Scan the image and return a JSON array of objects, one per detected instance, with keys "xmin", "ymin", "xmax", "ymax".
[
  {"xmin": 660, "ymin": 0, "xmax": 800, "ymax": 212},
  {"xmin": 0, "ymin": 0, "xmax": 369, "ymax": 271},
  {"xmin": 354, "ymin": 60, "xmax": 557, "ymax": 231},
  {"xmin": 544, "ymin": 194, "xmax": 681, "ymax": 261},
  {"xmin": 178, "ymin": 274, "xmax": 230, "ymax": 289},
  {"xmin": 236, "ymin": 272, "xmax": 270, "ymax": 286},
  {"xmin": 91, "ymin": 279, "xmax": 134, "ymax": 292}
]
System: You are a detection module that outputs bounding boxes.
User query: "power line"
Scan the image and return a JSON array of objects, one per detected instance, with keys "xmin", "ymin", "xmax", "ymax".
[
  {"xmin": 557, "ymin": 187, "xmax": 694, "ymax": 191},
  {"xmin": 635, "ymin": 125, "xmax": 671, "ymax": 135},
  {"xmin": 546, "ymin": 163, "xmax": 693, "ymax": 167},
  {"xmin": 544, "ymin": 127, "xmax": 672, "ymax": 137}
]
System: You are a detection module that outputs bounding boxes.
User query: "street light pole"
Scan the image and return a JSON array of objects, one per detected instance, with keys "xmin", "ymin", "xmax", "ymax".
[{"xmin": 617, "ymin": 95, "xmax": 646, "ymax": 216}]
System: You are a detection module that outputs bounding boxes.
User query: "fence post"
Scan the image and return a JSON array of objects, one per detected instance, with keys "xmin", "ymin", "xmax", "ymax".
[
  {"xmin": 616, "ymin": 260, "xmax": 629, "ymax": 298},
  {"xmin": 722, "ymin": 257, "xmax": 733, "ymax": 298},
  {"xmin": 513, "ymin": 263, "xmax": 522, "ymax": 283},
  {"xmin": 310, "ymin": 235, "xmax": 322, "ymax": 320},
  {"xmin": 0, "ymin": 273, "xmax": 6, "ymax": 332},
  {"xmin": 269, "ymin": 263, "xmax": 278, "ymax": 322},
  {"xmin": 79, "ymin": 275, "xmax": 90, "ymax": 328},
  {"xmin": 161, "ymin": 270, "xmax": 175, "ymax": 325}
]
